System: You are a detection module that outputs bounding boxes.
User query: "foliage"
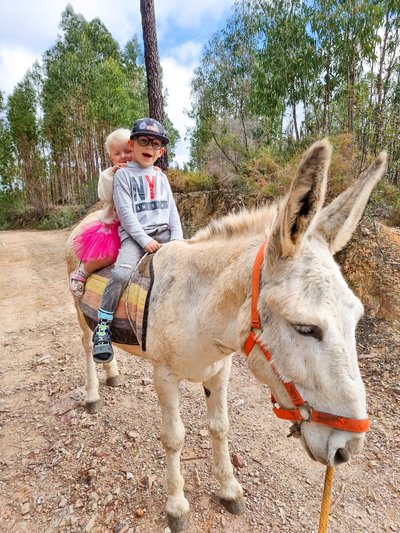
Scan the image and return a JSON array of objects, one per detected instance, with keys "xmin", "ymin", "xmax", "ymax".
[
  {"xmin": 0, "ymin": 92, "xmax": 18, "ymax": 192},
  {"xmin": 189, "ymin": 0, "xmax": 400, "ymax": 188},
  {"xmin": 40, "ymin": 6, "xmax": 148, "ymax": 205},
  {"xmin": 0, "ymin": 5, "xmax": 179, "ymax": 212},
  {"xmin": 0, "ymin": 1, "xmax": 398, "ymax": 231},
  {"xmin": 35, "ymin": 206, "xmax": 87, "ymax": 230},
  {"xmin": 369, "ymin": 180, "xmax": 400, "ymax": 226},
  {"xmin": 167, "ymin": 168, "xmax": 216, "ymax": 192},
  {"xmin": 0, "ymin": 204, "xmax": 87, "ymax": 230},
  {"xmin": 0, "ymin": 189, "xmax": 26, "ymax": 229},
  {"xmin": 241, "ymin": 147, "xmax": 289, "ymax": 198}
]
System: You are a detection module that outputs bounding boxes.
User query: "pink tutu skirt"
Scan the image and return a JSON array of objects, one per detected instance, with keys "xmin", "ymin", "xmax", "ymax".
[{"xmin": 73, "ymin": 220, "xmax": 121, "ymax": 262}]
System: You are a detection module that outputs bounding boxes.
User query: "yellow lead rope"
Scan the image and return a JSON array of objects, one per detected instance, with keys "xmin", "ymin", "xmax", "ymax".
[{"xmin": 318, "ymin": 466, "xmax": 335, "ymax": 533}]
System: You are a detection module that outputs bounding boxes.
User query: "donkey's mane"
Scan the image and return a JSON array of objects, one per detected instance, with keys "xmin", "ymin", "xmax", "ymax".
[{"xmin": 190, "ymin": 200, "xmax": 282, "ymax": 243}]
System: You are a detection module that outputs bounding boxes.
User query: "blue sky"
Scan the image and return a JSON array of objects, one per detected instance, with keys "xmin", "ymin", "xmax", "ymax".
[{"xmin": 0, "ymin": 0, "xmax": 236, "ymax": 165}]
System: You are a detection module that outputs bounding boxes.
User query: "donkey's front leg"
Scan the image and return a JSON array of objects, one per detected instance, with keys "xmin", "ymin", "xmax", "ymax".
[
  {"xmin": 153, "ymin": 365, "xmax": 189, "ymax": 533},
  {"xmin": 76, "ymin": 308, "xmax": 100, "ymax": 413},
  {"xmin": 203, "ymin": 357, "xmax": 246, "ymax": 515}
]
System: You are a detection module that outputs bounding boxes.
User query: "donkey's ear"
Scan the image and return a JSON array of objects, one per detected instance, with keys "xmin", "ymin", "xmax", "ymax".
[
  {"xmin": 267, "ymin": 139, "xmax": 331, "ymax": 261},
  {"xmin": 317, "ymin": 152, "xmax": 387, "ymax": 254}
]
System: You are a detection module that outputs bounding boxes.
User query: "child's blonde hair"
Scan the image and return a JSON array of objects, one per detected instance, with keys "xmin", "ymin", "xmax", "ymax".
[{"xmin": 105, "ymin": 128, "xmax": 131, "ymax": 155}]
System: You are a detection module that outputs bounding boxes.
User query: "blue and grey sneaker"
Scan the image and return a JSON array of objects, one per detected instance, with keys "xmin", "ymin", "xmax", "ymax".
[{"xmin": 92, "ymin": 321, "xmax": 114, "ymax": 363}]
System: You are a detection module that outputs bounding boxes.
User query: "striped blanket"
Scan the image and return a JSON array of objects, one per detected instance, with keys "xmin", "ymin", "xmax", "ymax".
[{"xmin": 78, "ymin": 255, "xmax": 154, "ymax": 350}]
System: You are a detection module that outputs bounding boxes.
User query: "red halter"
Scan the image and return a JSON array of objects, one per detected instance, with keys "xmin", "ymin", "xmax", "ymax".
[{"xmin": 243, "ymin": 241, "xmax": 370, "ymax": 434}]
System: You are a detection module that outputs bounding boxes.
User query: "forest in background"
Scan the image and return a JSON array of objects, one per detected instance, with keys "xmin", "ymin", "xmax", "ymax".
[{"xmin": 0, "ymin": 0, "xmax": 399, "ymax": 228}]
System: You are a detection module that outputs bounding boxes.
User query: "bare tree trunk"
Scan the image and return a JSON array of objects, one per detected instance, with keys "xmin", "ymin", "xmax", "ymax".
[
  {"xmin": 323, "ymin": 54, "xmax": 331, "ymax": 134},
  {"xmin": 347, "ymin": 55, "xmax": 355, "ymax": 133},
  {"xmin": 211, "ymin": 131, "xmax": 242, "ymax": 174},
  {"xmin": 373, "ymin": 15, "xmax": 388, "ymax": 155},
  {"xmin": 239, "ymin": 101, "xmax": 249, "ymax": 153},
  {"xmin": 292, "ymin": 103, "xmax": 299, "ymax": 141},
  {"xmin": 140, "ymin": 0, "xmax": 168, "ymax": 169}
]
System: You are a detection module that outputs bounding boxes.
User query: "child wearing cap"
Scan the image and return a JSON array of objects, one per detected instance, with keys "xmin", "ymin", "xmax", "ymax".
[{"xmin": 92, "ymin": 118, "xmax": 183, "ymax": 363}]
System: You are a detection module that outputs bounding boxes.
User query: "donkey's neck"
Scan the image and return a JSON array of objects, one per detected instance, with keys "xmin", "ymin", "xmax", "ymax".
[{"xmin": 184, "ymin": 237, "xmax": 265, "ymax": 352}]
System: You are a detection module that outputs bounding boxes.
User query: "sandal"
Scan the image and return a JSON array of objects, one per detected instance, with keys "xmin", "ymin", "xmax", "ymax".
[
  {"xmin": 69, "ymin": 270, "xmax": 87, "ymax": 298},
  {"xmin": 92, "ymin": 323, "xmax": 114, "ymax": 363}
]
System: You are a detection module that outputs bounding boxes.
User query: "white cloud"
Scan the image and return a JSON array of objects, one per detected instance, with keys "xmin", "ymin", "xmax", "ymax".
[
  {"xmin": 0, "ymin": 46, "xmax": 38, "ymax": 94},
  {"xmin": 167, "ymin": 41, "xmax": 203, "ymax": 65},
  {"xmin": 161, "ymin": 44, "xmax": 201, "ymax": 166}
]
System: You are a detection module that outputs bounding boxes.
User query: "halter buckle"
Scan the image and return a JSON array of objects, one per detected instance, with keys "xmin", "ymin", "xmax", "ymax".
[{"xmin": 299, "ymin": 402, "xmax": 312, "ymax": 422}]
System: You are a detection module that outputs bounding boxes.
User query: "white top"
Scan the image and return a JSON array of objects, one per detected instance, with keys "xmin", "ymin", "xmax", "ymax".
[{"xmin": 97, "ymin": 167, "xmax": 118, "ymax": 224}]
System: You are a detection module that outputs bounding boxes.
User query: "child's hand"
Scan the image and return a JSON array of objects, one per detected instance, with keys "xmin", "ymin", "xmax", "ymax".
[
  {"xmin": 144, "ymin": 240, "xmax": 161, "ymax": 253},
  {"xmin": 111, "ymin": 162, "xmax": 128, "ymax": 173}
]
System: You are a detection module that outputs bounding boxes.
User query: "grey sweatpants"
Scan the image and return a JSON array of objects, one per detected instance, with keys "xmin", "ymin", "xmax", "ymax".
[{"xmin": 100, "ymin": 227, "xmax": 171, "ymax": 314}]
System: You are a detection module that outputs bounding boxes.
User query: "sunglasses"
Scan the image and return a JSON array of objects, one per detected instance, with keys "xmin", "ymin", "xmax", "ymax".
[{"xmin": 136, "ymin": 136, "xmax": 164, "ymax": 150}]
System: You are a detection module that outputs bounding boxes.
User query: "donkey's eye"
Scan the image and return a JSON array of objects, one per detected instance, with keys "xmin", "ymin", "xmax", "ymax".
[{"xmin": 293, "ymin": 324, "xmax": 323, "ymax": 341}]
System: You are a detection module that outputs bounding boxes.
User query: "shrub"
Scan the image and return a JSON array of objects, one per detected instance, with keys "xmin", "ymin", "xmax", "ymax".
[
  {"xmin": 242, "ymin": 147, "xmax": 290, "ymax": 199},
  {"xmin": 167, "ymin": 168, "xmax": 216, "ymax": 192},
  {"xmin": 1, "ymin": 204, "xmax": 87, "ymax": 230},
  {"xmin": 0, "ymin": 190, "xmax": 26, "ymax": 229},
  {"xmin": 36, "ymin": 206, "xmax": 87, "ymax": 229},
  {"xmin": 368, "ymin": 180, "xmax": 400, "ymax": 227}
]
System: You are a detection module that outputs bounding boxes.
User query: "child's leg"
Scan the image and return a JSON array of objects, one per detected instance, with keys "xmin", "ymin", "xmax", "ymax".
[
  {"xmin": 70, "ymin": 256, "xmax": 115, "ymax": 298},
  {"xmin": 93, "ymin": 239, "xmax": 143, "ymax": 363},
  {"xmin": 154, "ymin": 227, "xmax": 172, "ymax": 244},
  {"xmin": 85, "ymin": 256, "xmax": 116, "ymax": 273},
  {"xmin": 69, "ymin": 263, "xmax": 91, "ymax": 298}
]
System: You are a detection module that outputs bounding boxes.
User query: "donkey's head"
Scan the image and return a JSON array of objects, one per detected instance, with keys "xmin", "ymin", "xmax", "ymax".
[{"xmin": 247, "ymin": 139, "xmax": 387, "ymax": 466}]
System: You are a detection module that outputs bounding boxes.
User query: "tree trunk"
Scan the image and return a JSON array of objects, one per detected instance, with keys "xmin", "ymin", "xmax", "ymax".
[
  {"xmin": 323, "ymin": 54, "xmax": 331, "ymax": 134},
  {"xmin": 373, "ymin": 12, "xmax": 390, "ymax": 155},
  {"xmin": 292, "ymin": 103, "xmax": 299, "ymax": 141},
  {"xmin": 347, "ymin": 54, "xmax": 355, "ymax": 133},
  {"xmin": 140, "ymin": 0, "xmax": 168, "ymax": 169}
]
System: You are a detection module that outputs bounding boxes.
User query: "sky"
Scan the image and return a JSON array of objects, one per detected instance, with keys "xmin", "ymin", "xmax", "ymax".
[{"xmin": 0, "ymin": 0, "xmax": 236, "ymax": 166}]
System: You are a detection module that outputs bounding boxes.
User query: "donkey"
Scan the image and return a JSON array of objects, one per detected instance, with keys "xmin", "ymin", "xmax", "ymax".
[{"xmin": 66, "ymin": 139, "xmax": 386, "ymax": 532}]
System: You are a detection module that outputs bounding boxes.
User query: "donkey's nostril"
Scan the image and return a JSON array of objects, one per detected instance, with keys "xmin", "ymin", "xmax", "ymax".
[{"xmin": 333, "ymin": 447, "xmax": 351, "ymax": 465}]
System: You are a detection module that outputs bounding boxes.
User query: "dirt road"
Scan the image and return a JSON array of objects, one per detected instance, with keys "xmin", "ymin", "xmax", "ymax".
[{"xmin": 0, "ymin": 229, "xmax": 399, "ymax": 532}]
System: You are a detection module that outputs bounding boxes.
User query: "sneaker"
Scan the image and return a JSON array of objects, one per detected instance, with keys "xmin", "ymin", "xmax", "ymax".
[{"xmin": 92, "ymin": 322, "xmax": 114, "ymax": 363}]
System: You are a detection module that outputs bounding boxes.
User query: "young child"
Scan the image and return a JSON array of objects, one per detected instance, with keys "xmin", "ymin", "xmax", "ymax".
[
  {"xmin": 92, "ymin": 118, "xmax": 183, "ymax": 363},
  {"xmin": 69, "ymin": 128, "xmax": 134, "ymax": 298},
  {"xmin": 70, "ymin": 128, "xmax": 160, "ymax": 298}
]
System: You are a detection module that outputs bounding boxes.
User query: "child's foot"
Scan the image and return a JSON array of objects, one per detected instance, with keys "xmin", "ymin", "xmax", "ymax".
[
  {"xmin": 69, "ymin": 268, "xmax": 88, "ymax": 298},
  {"xmin": 92, "ymin": 322, "xmax": 114, "ymax": 363}
]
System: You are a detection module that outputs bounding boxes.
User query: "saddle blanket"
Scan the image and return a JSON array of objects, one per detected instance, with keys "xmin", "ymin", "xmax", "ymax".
[{"xmin": 78, "ymin": 255, "xmax": 154, "ymax": 350}]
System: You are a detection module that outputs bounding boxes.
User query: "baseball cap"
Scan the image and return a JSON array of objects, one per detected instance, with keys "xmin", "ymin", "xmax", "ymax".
[{"xmin": 130, "ymin": 118, "xmax": 169, "ymax": 145}]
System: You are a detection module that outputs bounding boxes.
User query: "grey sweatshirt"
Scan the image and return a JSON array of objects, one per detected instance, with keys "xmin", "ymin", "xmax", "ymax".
[{"xmin": 113, "ymin": 161, "xmax": 183, "ymax": 248}]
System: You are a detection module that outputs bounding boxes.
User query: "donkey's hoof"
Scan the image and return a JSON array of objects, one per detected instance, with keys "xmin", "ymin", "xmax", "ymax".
[
  {"xmin": 86, "ymin": 401, "xmax": 101, "ymax": 414},
  {"xmin": 106, "ymin": 376, "xmax": 121, "ymax": 387},
  {"xmin": 220, "ymin": 496, "xmax": 247, "ymax": 515},
  {"xmin": 167, "ymin": 513, "xmax": 189, "ymax": 532}
]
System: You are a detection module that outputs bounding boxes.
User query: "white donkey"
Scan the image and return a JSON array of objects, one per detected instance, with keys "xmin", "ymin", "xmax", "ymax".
[{"xmin": 66, "ymin": 139, "xmax": 386, "ymax": 532}]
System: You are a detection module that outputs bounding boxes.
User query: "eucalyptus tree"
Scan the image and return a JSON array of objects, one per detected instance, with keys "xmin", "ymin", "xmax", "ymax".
[
  {"xmin": 7, "ymin": 74, "xmax": 47, "ymax": 208},
  {"xmin": 190, "ymin": 0, "xmax": 320, "ymax": 170},
  {"xmin": 0, "ymin": 92, "xmax": 17, "ymax": 193},
  {"xmin": 190, "ymin": 6, "xmax": 260, "ymax": 173},
  {"xmin": 312, "ymin": 0, "xmax": 383, "ymax": 135},
  {"xmin": 41, "ymin": 5, "xmax": 147, "ymax": 204},
  {"xmin": 249, "ymin": 0, "xmax": 320, "ymax": 141}
]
